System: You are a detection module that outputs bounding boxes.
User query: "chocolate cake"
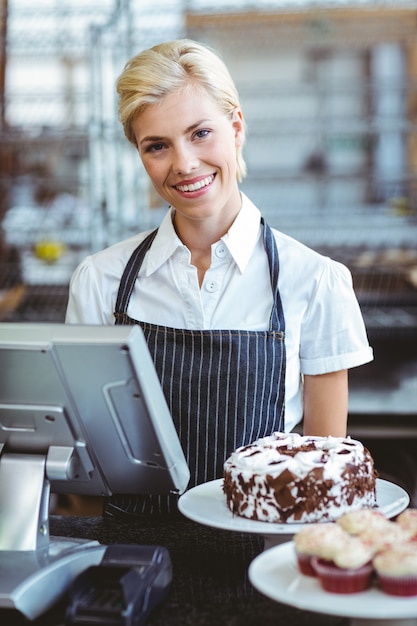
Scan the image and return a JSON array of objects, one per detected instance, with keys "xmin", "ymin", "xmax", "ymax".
[{"xmin": 223, "ymin": 432, "xmax": 377, "ymax": 523}]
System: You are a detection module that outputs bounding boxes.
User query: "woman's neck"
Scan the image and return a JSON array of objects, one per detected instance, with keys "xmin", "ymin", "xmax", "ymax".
[{"xmin": 173, "ymin": 215, "xmax": 229, "ymax": 287}]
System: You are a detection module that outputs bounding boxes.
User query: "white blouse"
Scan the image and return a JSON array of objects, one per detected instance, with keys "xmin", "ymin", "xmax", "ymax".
[{"xmin": 66, "ymin": 193, "xmax": 373, "ymax": 432}]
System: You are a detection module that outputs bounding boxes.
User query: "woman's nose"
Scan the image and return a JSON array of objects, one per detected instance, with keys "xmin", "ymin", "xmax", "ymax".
[{"xmin": 172, "ymin": 143, "xmax": 199, "ymax": 175}]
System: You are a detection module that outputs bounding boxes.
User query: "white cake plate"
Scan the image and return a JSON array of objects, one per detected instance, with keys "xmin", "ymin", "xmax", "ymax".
[
  {"xmin": 249, "ymin": 541, "xmax": 417, "ymax": 626},
  {"xmin": 178, "ymin": 478, "xmax": 409, "ymax": 550}
]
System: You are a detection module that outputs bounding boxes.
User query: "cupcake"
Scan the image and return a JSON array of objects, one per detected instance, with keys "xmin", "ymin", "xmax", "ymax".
[
  {"xmin": 373, "ymin": 543, "xmax": 417, "ymax": 596},
  {"xmin": 359, "ymin": 520, "xmax": 412, "ymax": 554},
  {"xmin": 337, "ymin": 508, "xmax": 387, "ymax": 535},
  {"xmin": 294, "ymin": 523, "xmax": 347, "ymax": 576},
  {"xmin": 396, "ymin": 509, "xmax": 417, "ymax": 540},
  {"xmin": 311, "ymin": 535, "xmax": 375, "ymax": 594}
]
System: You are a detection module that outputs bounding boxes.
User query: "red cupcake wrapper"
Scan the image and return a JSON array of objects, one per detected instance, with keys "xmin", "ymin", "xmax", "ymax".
[
  {"xmin": 296, "ymin": 553, "xmax": 316, "ymax": 577},
  {"xmin": 312, "ymin": 557, "xmax": 373, "ymax": 594},
  {"xmin": 377, "ymin": 574, "xmax": 417, "ymax": 597}
]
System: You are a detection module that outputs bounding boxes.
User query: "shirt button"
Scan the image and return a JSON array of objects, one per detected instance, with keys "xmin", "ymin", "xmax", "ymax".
[
  {"xmin": 205, "ymin": 280, "xmax": 218, "ymax": 293},
  {"xmin": 215, "ymin": 244, "xmax": 227, "ymax": 258}
]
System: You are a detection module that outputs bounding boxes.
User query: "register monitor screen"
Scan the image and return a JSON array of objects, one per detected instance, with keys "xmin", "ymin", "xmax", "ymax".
[{"xmin": 0, "ymin": 323, "xmax": 190, "ymax": 498}]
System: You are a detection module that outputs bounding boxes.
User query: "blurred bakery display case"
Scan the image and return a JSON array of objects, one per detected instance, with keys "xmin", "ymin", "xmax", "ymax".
[{"xmin": 0, "ymin": 0, "xmax": 113, "ymax": 321}]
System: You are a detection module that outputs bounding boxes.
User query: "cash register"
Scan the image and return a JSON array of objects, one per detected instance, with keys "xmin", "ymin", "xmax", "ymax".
[{"xmin": 0, "ymin": 323, "xmax": 190, "ymax": 621}]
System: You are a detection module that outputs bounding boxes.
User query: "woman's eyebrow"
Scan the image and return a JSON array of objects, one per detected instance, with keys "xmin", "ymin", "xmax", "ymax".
[
  {"xmin": 139, "ymin": 135, "xmax": 165, "ymax": 146},
  {"xmin": 139, "ymin": 120, "xmax": 210, "ymax": 147}
]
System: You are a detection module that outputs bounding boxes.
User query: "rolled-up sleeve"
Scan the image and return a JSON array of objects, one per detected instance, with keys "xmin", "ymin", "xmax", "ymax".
[
  {"xmin": 299, "ymin": 259, "xmax": 373, "ymax": 375},
  {"xmin": 66, "ymin": 256, "xmax": 116, "ymax": 325}
]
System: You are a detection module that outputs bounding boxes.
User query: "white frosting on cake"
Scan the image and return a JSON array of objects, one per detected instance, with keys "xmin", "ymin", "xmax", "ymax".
[{"xmin": 223, "ymin": 432, "xmax": 377, "ymax": 523}]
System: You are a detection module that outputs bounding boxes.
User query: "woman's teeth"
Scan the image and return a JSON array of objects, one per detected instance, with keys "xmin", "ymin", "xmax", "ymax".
[{"xmin": 176, "ymin": 175, "xmax": 214, "ymax": 192}]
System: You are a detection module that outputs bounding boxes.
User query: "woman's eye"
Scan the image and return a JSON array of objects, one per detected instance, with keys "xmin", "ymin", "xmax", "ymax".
[
  {"xmin": 195, "ymin": 129, "xmax": 210, "ymax": 139},
  {"xmin": 147, "ymin": 143, "xmax": 165, "ymax": 153}
]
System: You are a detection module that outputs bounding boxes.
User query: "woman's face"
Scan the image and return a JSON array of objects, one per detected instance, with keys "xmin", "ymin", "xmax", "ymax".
[{"xmin": 132, "ymin": 87, "xmax": 244, "ymax": 229}]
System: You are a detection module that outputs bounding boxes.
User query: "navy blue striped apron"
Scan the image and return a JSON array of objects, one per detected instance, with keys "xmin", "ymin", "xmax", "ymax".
[{"xmin": 106, "ymin": 219, "xmax": 285, "ymax": 516}]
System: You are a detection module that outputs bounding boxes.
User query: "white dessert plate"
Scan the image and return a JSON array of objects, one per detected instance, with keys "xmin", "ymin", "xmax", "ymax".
[
  {"xmin": 178, "ymin": 478, "xmax": 409, "ymax": 535},
  {"xmin": 249, "ymin": 541, "xmax": 417, "ymax": 620}
]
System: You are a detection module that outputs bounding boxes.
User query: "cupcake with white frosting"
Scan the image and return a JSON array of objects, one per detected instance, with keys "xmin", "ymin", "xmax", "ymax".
[
  {"xmin": 396, "ymin": 509, "xmax": 417, "ymax": 540},
  {"xmin": 293, "ymin": 523, "xmax": 347, "ymax": 576},
  {"xmin": 337, "ymin": 508, "xmax": 388, "ymax": 535},
  {"xmin": 311, "ymin": 535, "xmax": 375, "ymax": 594},
  {"xmin": 373, "ymin": 543, "xmax": 417, "ymax": 596},
  {"xmin": 359, "ymin": 520, "xmax": 412, "ymax": 554}
]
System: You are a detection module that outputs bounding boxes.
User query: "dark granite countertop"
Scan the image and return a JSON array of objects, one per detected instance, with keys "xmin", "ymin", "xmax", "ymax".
[{"xmin": 6, "ymin": 514, "xmax": 348, "ymax": 626}]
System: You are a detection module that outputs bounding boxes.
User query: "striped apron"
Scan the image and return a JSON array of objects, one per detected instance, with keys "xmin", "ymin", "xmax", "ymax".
[{"xmin": 106, "ymin": 219, "xmax": 286, "ymax": 516}]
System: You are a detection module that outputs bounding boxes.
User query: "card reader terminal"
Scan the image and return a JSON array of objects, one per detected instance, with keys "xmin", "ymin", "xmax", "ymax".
[{"xmin": 65, "ymin": 544, "xmax": 172, "ymax": 625}]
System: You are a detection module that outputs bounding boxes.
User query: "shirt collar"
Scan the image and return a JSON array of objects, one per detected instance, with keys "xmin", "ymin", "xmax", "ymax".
[
  {"xmin": 142, "ymin": 209, "xmax": 182, "ymax": 276},
  {"xmin": 143, "ymin": 192, "xmax": 262, "ymax": 276},
  {"xmin": 221, "ymin": 193, "xmax": 262, "ymax": 273}
]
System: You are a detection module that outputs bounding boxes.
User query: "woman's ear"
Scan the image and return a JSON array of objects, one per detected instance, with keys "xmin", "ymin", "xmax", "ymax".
[{"xmin": 232, "ymin": 108, "xmax": 245, "ymax": 147}]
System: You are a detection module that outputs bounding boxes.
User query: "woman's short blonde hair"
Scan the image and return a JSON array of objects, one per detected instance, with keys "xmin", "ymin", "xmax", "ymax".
[{"xmin": 116, "ymin": 39, "xmax": 247, "ymax": 181}]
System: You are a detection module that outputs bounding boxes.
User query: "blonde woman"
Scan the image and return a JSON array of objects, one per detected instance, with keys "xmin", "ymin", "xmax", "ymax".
[{"xmin": 66, "ymin": 39, "xmax": 373, "ymax": 515}]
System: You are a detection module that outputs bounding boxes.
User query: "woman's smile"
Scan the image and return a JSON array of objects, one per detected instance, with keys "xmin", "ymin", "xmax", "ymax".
[{"xmin": 174, "ymin": 174, "xmax": 216, "ymax": 194}]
